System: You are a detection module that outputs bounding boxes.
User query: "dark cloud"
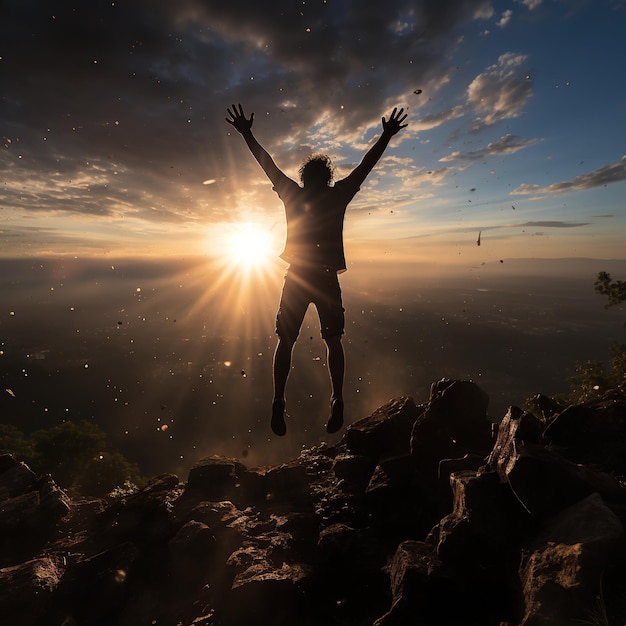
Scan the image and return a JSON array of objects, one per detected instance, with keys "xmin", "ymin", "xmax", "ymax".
[
  {"xmin": 1, "ymin": 0, "xmax": 495, "ymax": 224},
  {"xmin": 414, "ymin": 105, "xmax": 465, "ymax": 131},
  {"xmin": 513, "ymin": 221, "xmax": 590, "ymax": 228},
  {"xmin": 513, "ymin": 156, "xmax": 626, "ymax": 195},
  {"xmin": 439, "ymin": 133, "xmax": 541, "ymax": 163}
]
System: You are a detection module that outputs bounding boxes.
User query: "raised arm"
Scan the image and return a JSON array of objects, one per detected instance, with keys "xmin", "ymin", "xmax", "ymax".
[
  {"xmin": 343, "ymin": 107, "xmax": 408, "ymax": 188},
  {"xmin": 225, "ymin": 104, "xmax": 288, "ymax": 187}
]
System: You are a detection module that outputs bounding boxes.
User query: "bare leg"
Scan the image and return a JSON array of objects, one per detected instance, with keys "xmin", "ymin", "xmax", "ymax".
[
  {"xmin": 324, "ymin": 335, "xmax": 344, "ymax": 401},
  {"xmin": 273, "ymin": 336, "xmax": 294, "ymax": 402},
  {"xmin": 325, "ymin": 335, "xmax": 344, "ymax": 433},
  {"xmin": 271, "ymin": 337, "xmax": 294, "ymax": 436}
]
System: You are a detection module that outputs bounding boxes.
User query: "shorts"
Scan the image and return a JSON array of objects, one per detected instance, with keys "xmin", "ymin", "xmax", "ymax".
[{"xmin": 275, "ymin": 266, "xmax": 345, "ymax": 342}]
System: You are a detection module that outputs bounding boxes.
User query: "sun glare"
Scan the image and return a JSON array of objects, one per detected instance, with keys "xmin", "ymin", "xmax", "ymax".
[
  {"xmin": 228, "ymin": 225, "xmax": 272, "ymax": 267},
  {"xmin": 210, "ymin": 222, "xmax": 277, "ymax": 272}
]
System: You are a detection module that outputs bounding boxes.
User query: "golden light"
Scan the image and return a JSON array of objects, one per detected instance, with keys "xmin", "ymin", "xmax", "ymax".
[
  {"xmin": 226, "ymin": 224, "xmax": 273, "ymax": 268},
  {"xmin": 208, "ymin": 222, "xmax": 278, "ymax": 273}
]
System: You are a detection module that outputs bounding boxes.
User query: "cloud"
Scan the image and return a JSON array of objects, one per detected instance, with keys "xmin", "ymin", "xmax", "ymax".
[
  {"xmin": 497, "ymin": 10, "xmax": 513, "ymax": 27},
  {"xmin": 413, "ymin": 106, "xmax": 466, "ymax": 131},
  {"xmin": 467, "ymin": 52, "xmax": 534, "ymax": 127},
  {"xmin": 520, "ymin": 0, "xmax": 543, "ymax": 9},
  {"xmin": 439, "ymin": 134, "xmax": 541, "ymax": 163},
  {"xmin": 512, "ymin": 156, "xmax": 626, "ymax": 195},
  {"xmin": 0, "ymin": 0, "xmax": 497, "ymax": 228},
  {"xmin": 512, "ymin": 221, "xmax": 590, "ymax": 228}
]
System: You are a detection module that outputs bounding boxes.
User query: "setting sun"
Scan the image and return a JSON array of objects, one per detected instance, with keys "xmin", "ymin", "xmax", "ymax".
[
  {"xmin": 224, "ymin": 224, "xmax": 273, "ymax": 268},
  {"xmin": 207, "ymin": 222, "xmax": 280, "ymax": 274}
]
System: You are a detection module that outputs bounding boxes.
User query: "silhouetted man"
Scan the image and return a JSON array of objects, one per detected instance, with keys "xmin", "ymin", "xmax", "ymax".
[{"xmin": 226, "ymin": 103, "xmax": 407, "ymax": 436}]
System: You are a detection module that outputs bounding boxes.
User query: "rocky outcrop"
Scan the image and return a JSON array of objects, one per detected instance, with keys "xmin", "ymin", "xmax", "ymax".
[{"xmin": 1, "ymin": 379, "xmax": 626, "ymax": 625}]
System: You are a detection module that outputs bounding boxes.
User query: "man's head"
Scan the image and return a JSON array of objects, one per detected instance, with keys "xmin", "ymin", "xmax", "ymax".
[{"xmin": 299, "ymin": 154, "xmax": 334, "ymax": 188}]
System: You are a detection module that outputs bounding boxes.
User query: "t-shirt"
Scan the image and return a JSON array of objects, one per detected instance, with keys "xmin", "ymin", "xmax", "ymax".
[{"xmin": 273, "ymin": 176, "xmax": 361, "ymax": 273}]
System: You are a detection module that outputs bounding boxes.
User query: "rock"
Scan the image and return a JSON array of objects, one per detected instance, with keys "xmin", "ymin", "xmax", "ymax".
[
  {"xmin": 526, "ymin": 393, "xmax": 562, "ymax": 422},
  {"xmin": 488, "ymin": 433, "xmax": 626, "ymax": 519},
  {"xmin": 248, "ymin": 459, "xmax": 312, "ymax": 507},
  {"xmin": 520, "ymin": 493, "xmax": 624, "ymax": 625},
  {"xmin": 411, "ymin": 379, "xmax": 493, "ymax": 473},
  {"xmin": 97, "ymin": 476, "xmax": 179, "ymax": 545},
  {"xmin": 0, "ymin": 557, "xmax": 62, "ymax": 625},
  {"xmin": 345, "ymin": 396, "xmax": 422, "ymax": 460},
  {"xmin": 544, "ymin": 387, "xmax": 626, "ymax": 474},
  {"xmin": 486, "ymin": 406, "xmax": 544, "ymax": 475},
  {"xmin": 0, "ymin": 470, "xmax": 70, "ymax": 567},
  {"xmin": 59, "ymin": 542, "xmax": 139, "ymax": 626},
  {"xmin": 223, "ymin": 545, "xmax": 315, "ymax": 625},
  {"xmin": 0, "ymin": 490, "xmax": 40, "ymax": 529},
  {"xmin": 2, "ymin": 380, "xmax": 626, "ymax": 625},
  {"xmin": 168, "ymin": 520, "xmax": 216, "ymax": 584},
  {"xmin": 37, "ymin": 474, "xmax": 72, "ymax": 521},
  {"xmin": 429, "ymin": 470, "xmax": 528, "ymax": 567},
  {"xmin": 365, "ymin": 454, "xmax": 440, "ymax": 540},
  {"xmin": 331, "ymin": 452, "xmax": 376, "ymax": 491},
  {"xmin": 374, "ymin": 540, "xmax": 462, "ymax": 626},
  {"xmin": 0, "ymin": 456, "xmax": 37, "ymax": 499},
  {"xmin": 187, "ymin": 456, "xmax": 247, "ymax": 500},
  {"xmin": 438, "ymin": 453, "xmax": 485, "ymax": 480}
]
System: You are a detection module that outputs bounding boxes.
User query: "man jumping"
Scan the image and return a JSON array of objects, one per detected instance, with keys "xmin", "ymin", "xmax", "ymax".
[{"xmin": 226, "ymin": 103, "xmax": 408, "ymax": 436}]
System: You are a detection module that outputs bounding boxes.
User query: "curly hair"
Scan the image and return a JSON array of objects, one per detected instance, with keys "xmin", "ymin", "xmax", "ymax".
[{"xmin": 298, "ymin": 154, "xmax": 334, "ymax": 186}]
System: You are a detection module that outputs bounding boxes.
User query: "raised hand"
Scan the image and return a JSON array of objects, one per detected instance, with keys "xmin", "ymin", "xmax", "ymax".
[
  {"xmin": 225, "ymin": 103, "xmax": 254, "ymax": 134},
  {"xmin": 382, "ymin": 107, "xmax": 408, "ymax": 136}
]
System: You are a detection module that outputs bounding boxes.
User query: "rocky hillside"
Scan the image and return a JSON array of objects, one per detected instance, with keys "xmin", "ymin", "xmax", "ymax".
[{"xmin": 1, "ymin": 379, "xmax": 626, "ymax": 626}]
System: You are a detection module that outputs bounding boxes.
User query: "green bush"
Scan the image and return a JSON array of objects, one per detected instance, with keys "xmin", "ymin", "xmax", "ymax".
[
  {"xmin": 0, "ymin": 419, "xmax": 144, "ymax": 497},
  {"xmin": 567, "ymin": 343, "xmax": 626, "ymax": 404}
]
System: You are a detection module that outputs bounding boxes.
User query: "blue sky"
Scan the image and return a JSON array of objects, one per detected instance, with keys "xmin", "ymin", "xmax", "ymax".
[{"xmin": 1, "ymin": 0, "xmax": 625, "ymax": 264}]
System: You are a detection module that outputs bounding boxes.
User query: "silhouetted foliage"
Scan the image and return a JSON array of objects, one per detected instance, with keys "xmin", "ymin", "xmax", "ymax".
[
  {"xmin": 561, "ymin": 275, "xmax": 626, "ymax": 404},
  {"xmin": 567, "ymin": 343, "xmax": 626, "ymax": 403},
  {"xmin": 595, "ymin": 271, "xmax": 626, "ymax": 308},
  {"xmin": 0, "ymin": 424, "xmax": 35, "ymax": 462},
  {"xmin": 0, "ymin": 419, "xmax": 143, "ymax": 496}
]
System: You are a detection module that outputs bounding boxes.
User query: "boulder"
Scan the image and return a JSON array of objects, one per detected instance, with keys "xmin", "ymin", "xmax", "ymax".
[
  {"xmin": 520, "ymin": 492, "xmax": 624, "ymax": 625},
  {"xmin": 411, "ymin": 379, "xmax": 493, "ymax": 474},
  {"xmin": 345, "ymin": 396, "xmax": 422, "ymax": 460},
  {"xmin": 486, "ymin": 406, "xmax": 544, "ymax": 474},
  {"xmin": 223, "ymin": 544, "xmax": 315, "ymax": 625},
  {"xmin": 429, "ymin": 469, "xmax": 528, "ymax": 567},
  {"xmin": 488, "ymin": 433, "xmax": 626, "ymax": 520},
  {"xmin": 0, "ymin": 456, "xmax": 37, "ymax": 499},
  {"xmin": 331, "ymin": 452, "xmax": 376, "ymax": 491},
  {"xmin": 2, "ymin": 380, "xmax": 626, "ymax": 626},
  {"xmin": 168, "ymin": 520, "xmax": 216, "ymax": 584},
  {"xmin": 544, "ymin": 387, "xmax": 626, "ymax": 474},
  {"xmin": 186, "ymin": 455, "xmax": 247, "ymax": 500},
  {"xmin": 374, "ymin": 540, "xmax": 462, "ymax": 626},
  {"xmin": 0, "ymin": 557, "xmax": 62, "ymax": 625}
]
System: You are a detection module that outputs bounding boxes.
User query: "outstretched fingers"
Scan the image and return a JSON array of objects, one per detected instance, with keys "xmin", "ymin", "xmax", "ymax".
[
  {"xmin": 226, "ymin": 103, "xmax": 242, "ymax": 124},
  {"xmin": 391, "ymin": 107, "xmax": 408, "ymax": 125},
  {"xmin": 382, "ymin": 106, "xmax": 408, "ymax": 134},
  {"xmin": 225, "ymin": 103, "xmax": 254, "ymax": 131}
]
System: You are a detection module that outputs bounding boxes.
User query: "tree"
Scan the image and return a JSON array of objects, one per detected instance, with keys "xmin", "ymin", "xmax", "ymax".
[
  {"xmin": 594, "ymin": 271, "xmax": 626, "ymax": 308},
  {"xmin": 562, "ymin": 274, "xmax": 626, "ymax": 403},
  {"xmin": 0, "ymin": 424, "xmax": 35, "ymax": 464},
  {"xmin": 0, "ymin": 420, "xmax": 143, "ymax": 497},
  {"xmin": 566, "ymin": 343, "xmax": 626, "ymax": 403}
]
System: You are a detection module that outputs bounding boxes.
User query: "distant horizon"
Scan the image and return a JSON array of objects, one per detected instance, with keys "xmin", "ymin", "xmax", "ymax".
[{"xmin": 2, "ymin": 253, "xmax": 624, "ymax": 475}]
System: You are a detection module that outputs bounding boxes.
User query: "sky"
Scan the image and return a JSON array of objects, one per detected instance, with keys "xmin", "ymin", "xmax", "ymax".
[{"xmin": 2, "ymin": 0, "xmax": 626, "ymax": 265}]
